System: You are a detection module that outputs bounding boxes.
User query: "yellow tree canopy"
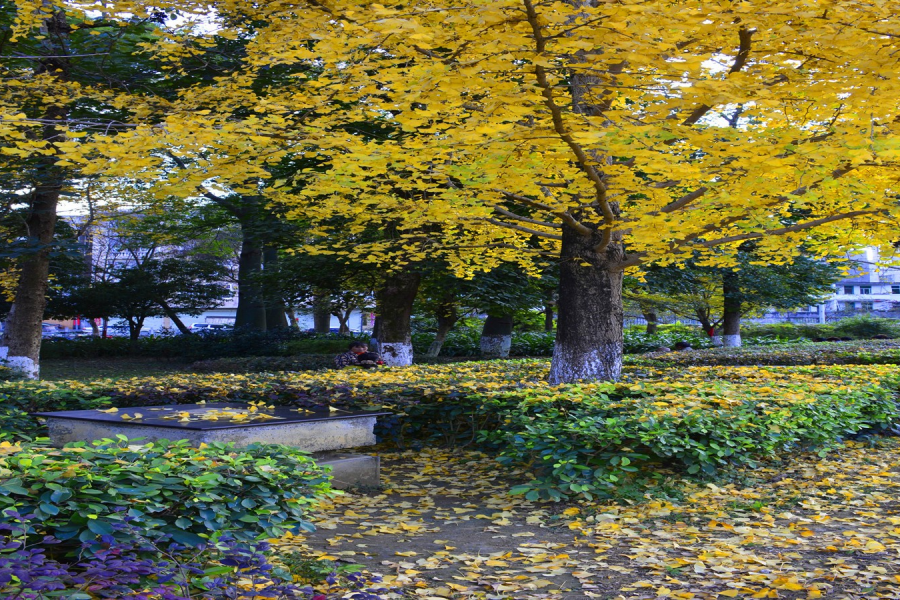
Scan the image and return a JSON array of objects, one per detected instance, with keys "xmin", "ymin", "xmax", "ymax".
[
  {"xmin": 6, "ymin": 1, "xmax": 900, "ymax": 271},
  {"xmin": 195, "ymin": 0, "xmax": 900, "ymax": 272}
]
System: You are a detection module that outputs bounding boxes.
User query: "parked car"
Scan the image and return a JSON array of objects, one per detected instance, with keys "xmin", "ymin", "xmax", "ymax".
[{"xmin": 191, "ymin": 323, "xmax": 233, "ymax": 334}]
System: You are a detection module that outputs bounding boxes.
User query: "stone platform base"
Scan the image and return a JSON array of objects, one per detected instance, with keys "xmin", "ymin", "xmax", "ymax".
[{"xmin": 315, "ymin": 453, "xmax": 381, "ymax": 489}]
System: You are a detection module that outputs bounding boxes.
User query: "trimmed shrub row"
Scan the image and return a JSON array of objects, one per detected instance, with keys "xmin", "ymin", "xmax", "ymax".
[
  {"xmin": 4, "ymin": 360, "xmax": 899, "ymax": 502},
  {"xmin": 634, "ymin": 339, "xmax": 900, "ymax": 367}
]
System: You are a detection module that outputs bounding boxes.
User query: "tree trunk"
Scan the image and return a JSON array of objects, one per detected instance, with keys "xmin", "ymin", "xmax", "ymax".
[
  {"xmin": 426, "ymin": 303, "xmax": 458, "ymax": 357},
  {"xmin": 548, "ymin": 226, "xmax": 624, "ymax": 384},
  {"xmin": 642, "ymin": 309, "xmax": 659, "ymax": 334},
  {"xmin": 263, "ymin": 246, "xmax": 288, "ymax": 329},
  {"xmin": 286, "ymin": 306, "xmax": 300, "ymax": 330},
  {"xmin": 374, "ymin": 270, "xmax": 421, "ymax": 366},
  {"xmin": 235, "ymin": 221, "xmax": 266, "ymax": 331},
  {"xmin": 313, "ymin": 293, "xmax": 331, "ymax": 333},
  {"xmin": 722, "ymin": 271, "xmax": 742, "ymax": 347},
  {"xmin": 480, "ymin": 313, "xmax": 513, "ymax": 359},
  {"xmin": 90, "ymin": 319, "xmax": 100, "ymax": 337},
  {"xmin": 157, "ymin": 299, "xmax": 192, "ymax": 335},
  {"xmin": 333, "ymin": 307, "xmax": 354, "ymax": 334},
  {"xmin": 0, "ymin": 109, "xmax": 66, "ymax": 379},
  {"xmin": 544, "ymin": 303, "xmax": 555, "ymax": 332},
  {"xmin": 370, "ymin": 315, "xmax": 382, "ymax": 353},
  {"xmin": 128, "ymin": 316, "xmax": 145, "ymax": 341},
  {"xmin": 102, "ymin": 317, "xmax": 108, "ymax": 338}
]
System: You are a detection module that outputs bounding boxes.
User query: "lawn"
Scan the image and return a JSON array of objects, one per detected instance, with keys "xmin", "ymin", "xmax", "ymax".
[{"xmin": 40, "ymin": 357, "xmax": 195, "ymax": 381}]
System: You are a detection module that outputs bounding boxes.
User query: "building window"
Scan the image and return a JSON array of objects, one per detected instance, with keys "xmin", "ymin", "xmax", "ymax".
[
  {"xmin": 861, "ymin": 301, "xmax": 874, "ymax": 311},
  {"xmin": 860, "ymin": 286, "xmax": 871, "ymax": 295},
  {"xmin": 892, "ymin": 285, "xmax": 900, "ymax": 295},
  {"xmin": 841, "ymin": 302, "xmax": 855, "ymax": 311},
  {"xmin": 843, "ymin": 285, "xmax": 854, "ymax": 294}
]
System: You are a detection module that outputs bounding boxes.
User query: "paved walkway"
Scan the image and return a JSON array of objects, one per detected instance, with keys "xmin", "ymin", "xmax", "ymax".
[{"xmin": 276, "ymin": 442, "xmax": 900, "ymax": 599}]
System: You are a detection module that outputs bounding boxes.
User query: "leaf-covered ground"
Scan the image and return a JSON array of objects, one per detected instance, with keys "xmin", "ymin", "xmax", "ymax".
[{"xmin": 276, "ymin": 440, "xmax": 900, "ymax": 599}]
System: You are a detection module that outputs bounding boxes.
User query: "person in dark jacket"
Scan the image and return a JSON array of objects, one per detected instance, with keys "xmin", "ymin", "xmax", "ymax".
[{"xmin": 334, "ymin": 341, "xmax": 382, "ymax": 368}]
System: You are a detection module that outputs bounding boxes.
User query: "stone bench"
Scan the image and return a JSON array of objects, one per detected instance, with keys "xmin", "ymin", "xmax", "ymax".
[{"xmin": 34, "ymin": 403, "xmax": 391, "ymax": 489}]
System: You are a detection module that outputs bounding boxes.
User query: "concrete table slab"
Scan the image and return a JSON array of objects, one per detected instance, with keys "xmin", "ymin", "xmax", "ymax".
[{"xmin": 35, "ymin": 403, "xmax": 391, "ymax": 454}]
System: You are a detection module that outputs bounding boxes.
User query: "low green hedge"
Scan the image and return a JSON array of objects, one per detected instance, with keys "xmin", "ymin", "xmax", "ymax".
[
  {"xmin": 0, "ymin": 438, "xmax": 333, "ymax": 550},
  {"xmin": 3, "ymin": 360, "xmax": 898, "ymax": 503},
  {"xmin": 40, "ymin": 330, "xmax": 370, "ymax": 361},
  {"xmin": 486, "ymin": 377, "xmax": 898, "ymax": 500},
  {"xmin": 742, "ymin": 315, "xmax": 900, "ymax": 341},
  {"xmin": 632, "ymin": 340, "xmax": 900, "ymax": 367}
]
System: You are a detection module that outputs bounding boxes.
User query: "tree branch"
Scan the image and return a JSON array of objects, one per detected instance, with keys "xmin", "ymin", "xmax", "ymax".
[
  {"xmin": 490, "ymin": 205, "xmax": 562, "ymax": 228},
  {"xmin": 494, "ymin": 188, "xmax": 555, "ymax": 213},
  {"xmin": 522, "ymin": 0, "xmax": 616, "ymax": 248},
  {"xmin": 656, "ymin": 187, "xmax": 708, "ymax": 215},
  {"xmin": 698, "ymin": 210, "xmax": 885, "ymax": 248},
  {"xmin": 494, "ymin": 188, "xmax": 593, "ymax": 236},
  {"xmin": 667, "ymin": 27, "xmax": 753, "ymax": 138},
  {"xmin": 484, "ymin": 218, "xmax": 563, "ymax": 240}
]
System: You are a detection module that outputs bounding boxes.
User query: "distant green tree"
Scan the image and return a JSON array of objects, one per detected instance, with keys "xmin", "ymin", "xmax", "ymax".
[
  {"xmin": 639, "ymin": 249, "xmax": 841, "ymax": 345},
  {"xmin": 54, "ymin": 258, "xmax": 230, "ymax": 340}
]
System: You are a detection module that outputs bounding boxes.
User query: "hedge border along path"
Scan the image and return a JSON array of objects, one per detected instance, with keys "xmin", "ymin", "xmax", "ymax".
[
  {"xmin": 279, "ymin": 439, "xmax": 900, "ymax": 600},
  {"xmin": 4, "ymin": 361, "xmax": 900, "ymax": 502}
]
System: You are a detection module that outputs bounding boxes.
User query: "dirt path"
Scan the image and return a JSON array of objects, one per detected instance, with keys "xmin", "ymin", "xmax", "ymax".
[{"xmin": 275, "ymin": 442, "xmax": 900, "ymax": 599}]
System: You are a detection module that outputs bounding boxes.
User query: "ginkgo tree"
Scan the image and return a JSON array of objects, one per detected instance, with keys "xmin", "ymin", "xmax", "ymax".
[
  {"xmin": 7, "ymin": 0, "xmax": 900, "ymax": 382},
  {"xmin": 243, "ymin": 0, "xmax": 900, "ymax": 382}
]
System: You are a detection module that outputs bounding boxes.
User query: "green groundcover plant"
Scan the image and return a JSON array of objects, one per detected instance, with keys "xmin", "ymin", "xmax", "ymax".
[
  {"xmin": 0, "ymin": 438, "xmax": 333, "ymax": 550},
  {"xmin": 1, "ymin": 360, "xmax": 898, "ymax": 502}
]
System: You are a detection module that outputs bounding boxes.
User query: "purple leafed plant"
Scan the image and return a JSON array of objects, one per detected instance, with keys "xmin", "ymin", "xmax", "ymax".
[{"xmin": 0, "ymin": 516, "xmax": 385, "ymax": 599}]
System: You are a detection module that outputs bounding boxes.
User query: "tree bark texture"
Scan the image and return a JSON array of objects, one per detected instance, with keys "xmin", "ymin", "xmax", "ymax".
[
  {"xmin": 548, "ymin": 225, "xmax": 625, "ymax": 384},
  {"xmin": 480, "ymin": 313, "xmax": 513, "ymax": 359},
  {"xmin": 374, "ymin": 270, "xmax": 421, "ymax": 366},
  {"xmin": 722, "ymin": 270, "xmax": 742, "ymax": 347},
  {"xmin": 235, "ymin": 222, "xmax": 266, "ymax": 331},
  {"xmin": 263, "ymin": 246, "xmax": 288, "ymax": 329}
]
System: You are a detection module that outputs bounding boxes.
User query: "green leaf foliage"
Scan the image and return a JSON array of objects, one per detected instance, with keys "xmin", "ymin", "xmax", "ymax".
[{"xmin": 0, "ymin": 438, "xmax": 333, "ymax": 550}]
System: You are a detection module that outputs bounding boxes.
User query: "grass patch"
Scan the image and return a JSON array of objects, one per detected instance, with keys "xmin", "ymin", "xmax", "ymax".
[{"xmin": 41, "ymin": 358, "xmax": 194, "ymax": 381}]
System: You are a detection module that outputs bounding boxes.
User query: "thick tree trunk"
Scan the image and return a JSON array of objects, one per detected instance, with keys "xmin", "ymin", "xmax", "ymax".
[
  {"xmin": 235, "ymin": 221, "xmax": 266, "ymax": 331},
  {"xmin": 722, "ymin": 271, "xmax": 742, "ymax": 347},
  {"xmin": 90, "ymin": 319, "xmax": 100, "ymax": 337},
  {"xmin": 374, "ymin": 270, "xmax": 421, "ymax": 366},
  {"xmin": 313, "ymin": 293, "xmax": 331, "ymax": 333},
  {"xmin": 158, "ymin": 300, "xmax": 192, "ymax": 335},
  {"xmin": 263, "ymin": 246, "xmax": 288, "ymax": 329},
  {"xmin": 480, "ymin": 313, "xmax": 513, "ymax": 359},
  {"xmin": 549, "ymin": 226, "xmax": 624, "ymax": 384},
  {"xmin": 642, "ymin": 309, "xmax": 659, "ymax": 334},
  {"xmin": 1, "ymin": 111, "xmax": 66, "ymax": 378},
  {"xmin": 426, "ymin": 303, "xmax": 458, "ymax": 357}
]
